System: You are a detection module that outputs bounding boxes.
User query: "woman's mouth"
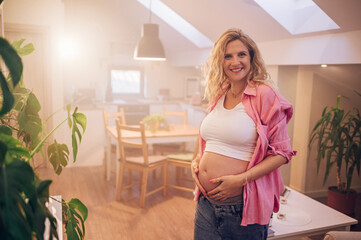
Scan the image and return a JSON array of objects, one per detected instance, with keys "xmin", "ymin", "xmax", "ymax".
[{"xmin": 230, "ymin": 68, "xmax": 242, "ymax": 72}]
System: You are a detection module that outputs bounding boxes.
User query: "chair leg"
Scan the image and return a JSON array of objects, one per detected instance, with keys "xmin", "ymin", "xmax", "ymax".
[
  {"xmin": 116, "ymin": 160, "xmax": 119, "ymax": 187},
  {"xmin": 140, "ymin": 168, "xmax": 148, "ymax": 208},
  {"xmin": 163, "ymin": 163, "xmax": 168, "ymax": 196},
  {"xmin": 103, "ymin": 150, "xmax": 108, "ymax": 179},
  {"xmin": 116, "ymin": 163, "xmax": 125, "ymax": 201}
]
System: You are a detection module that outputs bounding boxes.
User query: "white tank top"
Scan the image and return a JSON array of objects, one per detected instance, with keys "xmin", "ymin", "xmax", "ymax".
[{"xmin": 200, "ymin": 95, "xmax": 257, "ymax": 161}]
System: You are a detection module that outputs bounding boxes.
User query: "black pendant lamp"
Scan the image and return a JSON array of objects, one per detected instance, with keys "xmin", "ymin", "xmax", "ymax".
[{"xmin": 134, "ymin": 23, "xmax": 166, "ymax": 61}]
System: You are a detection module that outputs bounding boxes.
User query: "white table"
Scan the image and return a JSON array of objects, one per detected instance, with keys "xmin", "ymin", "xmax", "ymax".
[
  {"xmin": 270, "ymin": 188, "xmax": 358, "ymax": 239},
  {"xmin": 105, "ymin": 124, "xmax": 199, "ymax": 180}
]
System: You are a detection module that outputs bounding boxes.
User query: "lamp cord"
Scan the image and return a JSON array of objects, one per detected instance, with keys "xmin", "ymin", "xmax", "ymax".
[{"xmin": 148, "ymin": 0, "xmax": 152, "ymax": 23}]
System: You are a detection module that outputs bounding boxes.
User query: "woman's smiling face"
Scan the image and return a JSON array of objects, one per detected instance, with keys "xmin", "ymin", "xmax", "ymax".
[{"xmin": 223, "ymin": 39, "xmax": 251, "ymax": 83}]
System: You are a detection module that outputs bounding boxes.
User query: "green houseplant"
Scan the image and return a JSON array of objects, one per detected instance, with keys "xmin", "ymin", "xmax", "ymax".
[
  {"xmin": 0, "ymin": 36, "xmax": 88, "ymax": 239},
  {"xmin": 143, "ymin": 114, "xmax": 169, "ymax": 133},
  {"xmin": 309, "ymin": 92, "xmax": 361, "ymax": 215}
]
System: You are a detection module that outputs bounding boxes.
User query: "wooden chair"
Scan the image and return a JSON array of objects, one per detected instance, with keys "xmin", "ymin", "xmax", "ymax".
[
  {"xmin": 103, "ymin": 108, "xmax": 126, "ymax": 179},
  {"xmin": 152, "ymin": 108, "xmax": 188, "ymax": 154},
  {"xmin": 167, "ymin": 139, "xmax": 199, "ymax": 193},
  {"xmin": 115, "ymin": 120, "xmax": 168, "ymax": 207},
  {"xmin": 103, "ymin": 108, "xmax": 139, "ymax": 182}
]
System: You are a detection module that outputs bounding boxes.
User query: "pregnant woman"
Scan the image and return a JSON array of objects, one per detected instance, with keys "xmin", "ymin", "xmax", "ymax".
[{"xmin": 191, "ymin": 28, "xmax": 296, "ymax": 240}]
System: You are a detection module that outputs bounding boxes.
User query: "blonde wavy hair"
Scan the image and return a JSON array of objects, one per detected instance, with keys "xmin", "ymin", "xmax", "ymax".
[{"xmin": 204, "ymin": 28, "xmax": 272, "ymax": 103}]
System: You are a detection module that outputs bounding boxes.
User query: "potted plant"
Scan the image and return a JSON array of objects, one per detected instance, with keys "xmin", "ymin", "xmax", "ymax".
[
  {"xmin": 309, "ymin": 92, "xmax": 361, "ymax": 216},
  {"xmin": 142, "ymin": 114, "xmax": 169, "ymax": 133},
  {"xmin": 0, "ymin": 37, "xmax": 88, "ymax": 239}
]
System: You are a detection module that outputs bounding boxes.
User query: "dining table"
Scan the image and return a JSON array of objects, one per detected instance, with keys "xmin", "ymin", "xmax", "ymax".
[{"xmin": 105, "ymin": 124, "xmax": 199, "ymax": 181}]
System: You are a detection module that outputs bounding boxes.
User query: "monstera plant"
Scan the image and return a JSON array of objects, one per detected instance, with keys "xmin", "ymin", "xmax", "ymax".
[{"xmin": 0, "ymin": 36, "xmax": 88, "ymax": 239}]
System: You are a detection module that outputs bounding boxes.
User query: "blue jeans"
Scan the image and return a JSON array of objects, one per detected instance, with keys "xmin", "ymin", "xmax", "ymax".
[{"xmin": 194, "ymin": 194, "xmax": 268, "ymax": 240}]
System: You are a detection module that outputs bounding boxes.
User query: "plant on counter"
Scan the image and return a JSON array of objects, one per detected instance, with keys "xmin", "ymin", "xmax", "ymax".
[
  {"xmin": 142, "ymin": 114, "xmax": 169, "ymax": 133},
  {"xmin": 0, "ymin": 37, "xmax": 88, "ymax": 239},
  {"xmin": 308, "ymin": 92, "xmax": 361, "ymax": 214}
]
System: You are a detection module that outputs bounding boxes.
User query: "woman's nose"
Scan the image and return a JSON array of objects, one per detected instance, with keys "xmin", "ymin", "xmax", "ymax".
[{"xmin": 231, "ymin": 56, "xmax": 240, "ymax": 64}]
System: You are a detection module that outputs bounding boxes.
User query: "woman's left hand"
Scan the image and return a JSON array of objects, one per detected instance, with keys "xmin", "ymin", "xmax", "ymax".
[{"xmin": 207, "ymin": 174, "xmax": 245, "ymax": 201}]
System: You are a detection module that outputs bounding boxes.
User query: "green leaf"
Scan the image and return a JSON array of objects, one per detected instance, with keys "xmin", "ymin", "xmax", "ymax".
[
  {"xmin": 37, "ymin": 180, "xmax": 52, "ymax": 199},
  {"xmin": 73, "ymin": 113, "xmax": 87, "ymax": 134},
  {"xmin": 67, "ymin": 104, "xmax": 72, "ymax": 128},
  {"xmin": 0, "ymin": 133, "xmax": 31, "ymax": 161},
  {"xmin": 0, "ymin": 158, "xmax": 35, "ymax": 239},
  {"xmin": 17, "ymin": 92, "xmax": 43, "ymax": 151},
  {"xmin": 68, "ymin": 198, "xmax": 88, "ymax": 221},
  {"xmin": 71, "ymin": 110, "xmax": 87, "ymax": 163},
  {"xmin": 65, "ymin": 198, "xmax": 88, "ymax": 240},
  {"xmin": 12, "ymin": 39, "xmax": 35, "ymax": 57},
  {"xmin": 0, "ymin": 125, "xmax": 12, "ymax": 135},
  {"xmin": 0, "ymin": 37, "xmax": 23, "ymax": 88},
  {"xmin": 0, "ymin": 38, "xmax": 23, "ymax": 116},
  {"xmin": 0, "ymin": 71, "xmax": 15, "ymax": 116},
  {"xmin": 47, "ymin": 140, "xmax": 70, "ymax": 175}
]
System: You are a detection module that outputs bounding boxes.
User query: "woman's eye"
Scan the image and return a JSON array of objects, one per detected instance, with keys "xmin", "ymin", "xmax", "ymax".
[
  {"xmin": 224, "ymin": 55, "xmax": 231, "ymax": 59},
  {"xmin": 239, "ymin": 52, "xmax": 246, "ymax": 57}
]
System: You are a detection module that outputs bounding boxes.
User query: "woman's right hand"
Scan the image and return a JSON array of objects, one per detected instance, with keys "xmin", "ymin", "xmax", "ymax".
[{"xmin": 191, "ymin": 156, "xmax": 207, "ymax": 196}]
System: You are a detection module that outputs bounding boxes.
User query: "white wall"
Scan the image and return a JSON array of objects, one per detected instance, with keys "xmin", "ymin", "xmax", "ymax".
[{"xmin": 259, "ymin": 30, "xmax": 361, "ymax": 66}]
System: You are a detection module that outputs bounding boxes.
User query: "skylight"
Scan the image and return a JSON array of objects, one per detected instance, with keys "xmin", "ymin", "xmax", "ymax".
[
  {"xmin": 254, "ymin": 0, "xmax": 340, "ymax": 35},
  {"xmin": 137, "ymin": 0, "xmax": 213, "ymax": 48}
]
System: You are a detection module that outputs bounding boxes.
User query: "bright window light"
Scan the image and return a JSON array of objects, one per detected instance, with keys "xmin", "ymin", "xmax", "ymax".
[
  {"xmin": 137, "ymin": 0, "xmax": 213, "ymax": 48},
  {"xmin": 254, "ymin": 0, "xmax": 340, "ymax": 35},
  {"xmin": 111, "ymin": 70, "xmax": 141, "ymax": 94},
  {"xmin": 321, "ymin": 64, "xmax": 327, "ymax": 68},
  {"xmin": 59, "ymin": 37, "xmax": 79, "ymax": 59}
]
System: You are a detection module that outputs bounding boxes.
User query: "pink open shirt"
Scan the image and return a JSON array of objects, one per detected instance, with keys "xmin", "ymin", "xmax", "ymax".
[{"xmin": 195, "ymin": 82, "xmax": 297, "ymax": 226}]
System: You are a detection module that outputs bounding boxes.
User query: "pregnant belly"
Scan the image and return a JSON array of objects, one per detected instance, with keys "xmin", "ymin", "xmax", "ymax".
[{"xmin": 198, "ymin": 152, "xmax": 249, "ymax": 192}]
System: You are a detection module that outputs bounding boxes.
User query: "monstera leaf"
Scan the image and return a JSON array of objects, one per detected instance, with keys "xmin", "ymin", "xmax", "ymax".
[
  {"xmin": 0, "ymin": 37, "xmax": 23, "ymax": 116},
  {"xmin": 12, "ymin": 38, "xmax": 35, "ymax": 57},
  {"xmin": 48, "ymin": 140, "xmax": 70, "ymax": 175},
  {"xmin": 63, "ymin": 198, "xmax": 88, "ymax": 240},
  {"xmin": 17, "ymin": 91, "xmax": 43, "ymax": 150},
  {"xmin": 70, "ymin": 107, "xmax": 87, "ymax": 162}
]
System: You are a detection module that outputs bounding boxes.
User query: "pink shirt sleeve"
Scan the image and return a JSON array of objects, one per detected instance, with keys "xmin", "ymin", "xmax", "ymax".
[{"xmin": 257, "ymin": 85, "xmax": 297, "ymax": 162}]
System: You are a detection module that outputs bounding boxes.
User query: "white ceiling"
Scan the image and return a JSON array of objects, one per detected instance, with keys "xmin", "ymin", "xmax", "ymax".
[
  {"xmin": 97, "ymin": 0, "xmax": 361, "ymax": 61},
  {"xmin": 63, "ymin": 0, "xmax": 361, "ymax": 88},
  {"xmin": 142, "ymin": 0, "xmax": 361, "ymax": 52}
]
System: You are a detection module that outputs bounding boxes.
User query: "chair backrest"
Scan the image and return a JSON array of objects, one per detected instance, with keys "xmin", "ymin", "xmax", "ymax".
[
  {"xmin": 103, "ymin": 108, "xmax": 126, "ymax": 129},
  {"xmin": 116, "ymin": 119, "xmax": 150, "ymax": 165},
  {"xmin": 162, "ymin": 108, "xmax": 188, "ymax": 125}
]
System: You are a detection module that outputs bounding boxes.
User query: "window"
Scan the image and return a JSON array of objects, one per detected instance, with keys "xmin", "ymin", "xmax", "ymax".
[{"xmin": 108, "ymin": 67, "xmax": 144, "ymax": 99}]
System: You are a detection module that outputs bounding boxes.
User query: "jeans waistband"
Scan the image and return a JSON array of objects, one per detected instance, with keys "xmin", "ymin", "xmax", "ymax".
[{"xmin": 203, "ymin": 193, "xmax": 243, "ymax": 206}]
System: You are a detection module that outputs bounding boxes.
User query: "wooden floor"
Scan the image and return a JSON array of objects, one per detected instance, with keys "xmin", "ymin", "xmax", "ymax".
[
  {"xmin": 37, "ymin": 164, "xmax": 360, "ymax": 240},
  {"xmin": 38, "ymin": 165, "xmax": 197, "ymax": 240}
]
